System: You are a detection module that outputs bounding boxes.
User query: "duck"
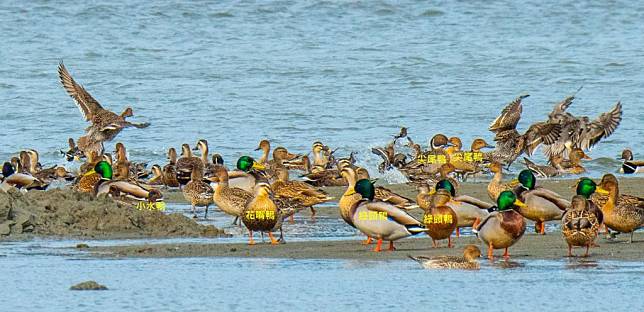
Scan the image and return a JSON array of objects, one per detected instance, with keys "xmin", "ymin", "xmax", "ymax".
[
  {"xmin": 487, "ymin": 94, "xmax": 562, "ymax": 167},
  {"xmin": 283, "ymin": 154, "xmax": 311, "ymax": 172},
  {"xmin": 434, "ymin": 179, "xmax": 493, "ymax": 237},
  {"xmin": 348, "ymin": 179, "xmax": 429, "ymax": 252},
  {"xmin": 416, "ymin": 184, "xmax": 433, "ymax": 212},
  {"xmin": 242, "ymin": 183, "xmax": 283, "ymax": 245},
  {"xmin": 301, "ymin": 165, "xmax": 347, "ymax": 187},
  {"xmin": 408, "ymin": 245, "xmax": 482, "ymax": 270},
  {"xmin": 619, "ymin": 149, "xmax": 644, "ymax": 174},
  {"xmin": 472, "ymin": 190, "xmax": 527, "ymax": 260},
  {"xmin": 58, "ymin": 62, "xmax": 150, "ymax": 146},
  {"xmin": 255, "ymin": 139, "xmax": 272, "ymax": 165},
  {"xmin": 450, "ymin": 138, "xmax": 494, "ymax": 181},
  {"xmin": 574, "ymin": 177, "xmax": 604, "ymax": 234},
  {"xmin": 338, "ymin": 167, "xmax": 363, "ymax": 230},
  {"xmin": 182, "ymin": 165, "xmax": 214, "ymax": 219},
  {"xmin": 486, "ymin": 162, "xmax": 518, "ymax": 202},
  {"xmin": 148, "ymin": 165, "xmax": 165, "ymax": 186},
  {"xmin": 558, "ymin": 148, "xmax": 592, "ymax": 175},
  {"xmin": 75, "ymin": 161, "xmax": 113, "ymax": 193},
  {"xmin": 1, "ymin": 162, "xmax": 45, "ymax": 191},
  {"xmin": 562, "ymin": 195, "xmax": 600, "ymax": 257},
  {"xmin": 176, "ymin": 144, "xmax": 204, "ymax": 186},
  {"xmin": 355, "ymin": 167, "xmax": 417, "ymax": 209},
  {"xmin": 541, "ymin": 95, "xmax": 621, "ymax": 163},
  {"xmin": 593, "ymin": 174, "xmax": 644, "ymax": 243},
  {"xmin": 512, "ymin": 169, "xmax": 570, "ymax": 235},
  {"xmin": 270, "ymin": 167, "xmax": 333, "ymax": 220},
  {"xmin": 210, "ymin": 166, "xmax": 253, "ymax": 225},
  {"xmin": 162, "ymin": 148, "xmax": 180, "ymax": 188},
  {"xmin": 96, "ymin": 163, "xmax": 164, "ymax": 206},
  {"xmin": 226, "ymin": 156, "xmax": 267, "ymax": 192},
  {"xmin": 113, "ymin": 143, "xmax": 131, "ymax": 181},
  {"xmin": 424, "ymin": 189, "xmax": 458, "ymax": 248},
  {"xmin": 311, "ymin": 142, "xmax": 331, "ymax": 168},
  {"xmin": 61, "ymin": 137, "xmax": 83, "ymax": 161}
]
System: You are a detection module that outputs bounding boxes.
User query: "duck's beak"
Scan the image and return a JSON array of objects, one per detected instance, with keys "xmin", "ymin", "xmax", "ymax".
[
  {"xmin": 254, "ymin": 146, "xmax": 261, "ymax": 151},
  {"xmin": 345, "ymin": 189, "xmax": 356, "ymax": 196},
  {"xmin": 583, "ymin": 154, "xmax": 592, "ymax": 160},
  {"xmin": 485, "ymin": 144, "xmax": 495, "ymax": 149},
  {"xmin": 513, "ymin": 199, "xmax": 527, "ymax": 208},
  {"xmin": 83, "ymin": 169, "xmax": 96, "ymax": 176},
  {"xmin": 429, "ymin": 189, "xmax": 436, "ymax": 195},
  {"xmin": 252, "ymin": 162, "xmax": 266, "ymax": 170},
  {"xmin": 509, "ymin": 179, "xmax": 520, "ymax": 187},
  {"xmin": 595, "ymin": 186, "xmax": 610, "ymax": 195},
  {"xmin": 192, "ymin": 146, "xmax": 199, "ymax": 151}
]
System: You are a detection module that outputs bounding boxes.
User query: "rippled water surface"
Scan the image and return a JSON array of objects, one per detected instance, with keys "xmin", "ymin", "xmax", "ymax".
[
  {"xmin": 2, "ymin": 0, "xmax": 644, "ymax": 180},
  {"xmin": 1, "ymin": 240, "xmax": 643, "ymax": 312}
]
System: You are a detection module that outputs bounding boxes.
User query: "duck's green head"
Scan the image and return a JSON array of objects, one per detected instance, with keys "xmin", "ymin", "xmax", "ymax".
[
  {"xmin": 435, "ymin": 179, "xmax": 456, "ymax": 197},
  {"xmin": 94, "ymin": 161, "xmax": 112, "ymax": 180},
  {"xmin": 576, "ymin": 177, "xmax": 597, "ymax": 199},
  {"xmin": 497, "ymin": 190, "xmax": 525, "ymax": 211},
  {"xmin": 517, "ymin": 169, "xmax": 536, "ymax": 190},
  {"xmin": 236, "ymin": 156, "xmax": 265, "ymax": 172},
  {"xmin": 354, "ymin": 179, "xmax": 375, "ymax": 201}
]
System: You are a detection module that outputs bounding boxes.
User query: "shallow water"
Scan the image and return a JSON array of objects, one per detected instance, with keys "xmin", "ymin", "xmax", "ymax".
[
  {"xmin": 2, "ymin": 0, "xmax": 644, "ymax": 181},
  {"xmin": 1, "ymin": 239, "xmax": 643, "ymax": 312}
]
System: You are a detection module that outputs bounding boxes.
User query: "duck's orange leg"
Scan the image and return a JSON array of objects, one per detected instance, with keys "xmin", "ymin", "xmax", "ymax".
[
  {"xmin": 487, "ymin": 242, "xmax": 494, "ymax": 260},
  {"xmin": 268, "ymin": 232, "xmax": 279, "ymax": 245},
  {"xmin": 388, "ymin": 241, "xmax": 396, "ymax": 251},
  {"xmin": 472, "ymin": 218, "xmax": 481, "ymax": 231},
  {"xmin": 373, "ymin": 239, "xmax": 383, "ymax": 252},
  {"xmin": 540, "ymin": 222, "xmax": 546, "ymax": 235},
  {"xmin": 248, "ymin": 230, "xmax": 256, "ymax": 245},
  {"xmin": 503, "ymin": 247, "xmax": 510, "ymax": 259},
  {"xmin": 362, "ymin": 236, "xmax": 373, "ymax": 245},
  {"xmin": 456, "ymin": 227, "xmax": 460, "ymax": 237}
]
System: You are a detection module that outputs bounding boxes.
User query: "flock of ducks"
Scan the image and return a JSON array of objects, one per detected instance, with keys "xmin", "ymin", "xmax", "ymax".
[{"xmin": 1, "ymin": 63, "xmax": 643, "ymax": 270}]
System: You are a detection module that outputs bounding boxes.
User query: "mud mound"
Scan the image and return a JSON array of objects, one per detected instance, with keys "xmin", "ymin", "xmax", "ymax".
[{"xmin": 0, "ymin": 189, "xmax": 222, "ymax": 238}]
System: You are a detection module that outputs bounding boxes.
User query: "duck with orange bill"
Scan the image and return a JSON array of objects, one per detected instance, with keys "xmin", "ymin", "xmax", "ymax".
[
  {"xmin": 348, "ymin": 179, "xmax": 429, "ymax": 252},
  {"xmin": 473, "ymin": 191, "xmax": 527, "ymax": 260}
]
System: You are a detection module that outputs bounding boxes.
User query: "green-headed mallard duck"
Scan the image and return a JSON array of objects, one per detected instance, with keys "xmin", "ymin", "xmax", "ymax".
[
  {"xmin": 575, "ymin": 177, "xmax": 604, "ymax": 229},
  {"xmin": 76, "ymin": 161, "xmax": 113, "ymax": 193},
  {"xmin": 473, "ymin": 190, "xmax": 527, "ymax": 260},
  {"xmin": 1, "ymin": 162, "xmax": 45, "ymax": 191},
  {"xmin": 619, "ymin": 149, "xmax": 644, "ymax": 174},
  {"xmin": 355, "ymin": 167, "xmax": 417, "ymax": 209},
  {"xmin": 226, "ymin": 156, "xmax": 266, "ymax": 192},
  {"xmin": 435, "ymin": 179, "xmax": 493, "ymax": 237},
  {"xmin": 512, "ymin": 170, "xmax": 569, "ymax": 235},
  {"xmin": 242, "ymin": 183, "xmax": 282, "ymax": 245},
  {"xmin": 424, "ymin": 189, "xmax": 458, "ymax": 248},
  {"xmin": 182, "ymin": 165, "xmax": 213, "ymax": 219},
  {"xmin": 349, "ymin": 179, "xmax": 429, "ymax": 252},
  {"xmin": 409, "ymin": 245, "xmax": 481, "ymax": 270},
  {"xmin": 593, "ymin": 174, "xmax": 644, "ymax": 243},
  {"xmin": 562, "ymin": 195, "xmax": 600, "ymax": 257}
]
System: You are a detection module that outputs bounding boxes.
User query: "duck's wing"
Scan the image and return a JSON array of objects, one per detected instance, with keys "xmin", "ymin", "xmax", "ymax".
[
  {"xmin": 522, "ymin": 121, "xmax": 562, "ymax": 156},
  {"xmin": 363, "ymin": 201, "xmax": 423, "ymax": 226},
  {"xmin": 453, "ymin": 195, "xmax": 494, "ymax": 209},
  {"xmin": 531, "ymin": 187, "xmax": 570, "ymax": 210},
  {"xmin": 371, "ymin": 147, "xmax": 391, "ymax": 167},
  {"xmin": 579, "ymin": 101, "xmax": 622, "ymax": 150},
  {"xmin": 58, "ymin": 62, "xmax": 106, "ymax": 121},
  {"xmin": 489, "ymin": 95, "xmax": 527, "ymax": 132}
]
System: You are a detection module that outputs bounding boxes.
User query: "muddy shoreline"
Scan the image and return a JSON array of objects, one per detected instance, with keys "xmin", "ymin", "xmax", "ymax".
[{"xmin": 87, "ymin": 232, "xmax": 644, "ymax": 261}]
